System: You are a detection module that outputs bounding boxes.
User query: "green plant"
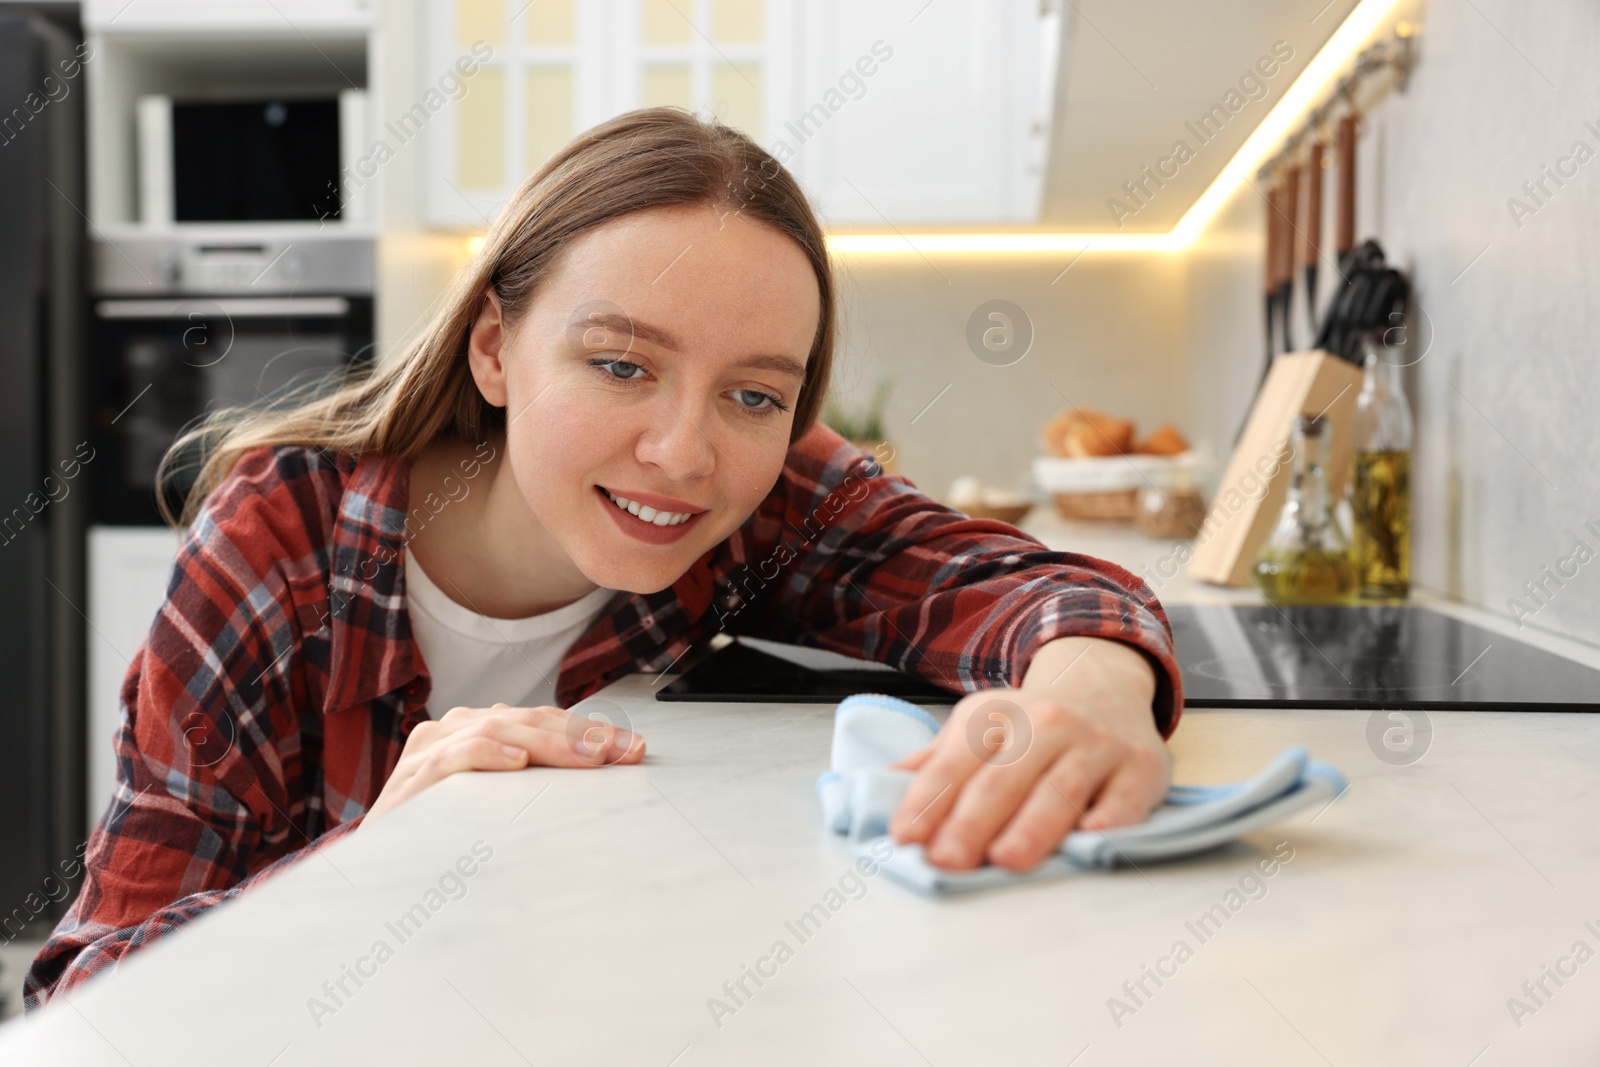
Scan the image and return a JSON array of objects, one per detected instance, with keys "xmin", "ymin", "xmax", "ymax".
[{"xmin": 823, "ymin": 374, "xmax": 894, "ymax": 441}]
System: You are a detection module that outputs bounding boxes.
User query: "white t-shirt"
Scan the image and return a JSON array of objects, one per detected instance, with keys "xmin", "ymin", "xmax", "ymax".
[{"xmin": 403, "ymin": 548, "xmax": 619, "ymax": 718}]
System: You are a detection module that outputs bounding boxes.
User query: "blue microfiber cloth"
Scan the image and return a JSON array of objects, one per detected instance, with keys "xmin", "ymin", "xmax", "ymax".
[{"xmin": 817, "ymin": 693, "xmax": 1346, "ymax": 894}]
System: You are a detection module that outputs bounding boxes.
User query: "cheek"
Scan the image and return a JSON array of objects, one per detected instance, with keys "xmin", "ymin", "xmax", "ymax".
[
  {"xmin": 505, "ymin": 393, "xmax": 614, "ymax": 504},
  {"xmin": 531, "ymin": 397, "xmax": 605, "ymax": 463},
  {"xmin": 733, "ymin": 438, "xmax": 788, "ymax": 499},
  {"xmin": 708, "ymin": 432, "xmax": 790, "ymax": 529}
]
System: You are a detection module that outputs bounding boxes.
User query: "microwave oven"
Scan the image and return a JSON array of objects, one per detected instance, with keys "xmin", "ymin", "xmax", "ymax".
[{"xmin": 137, "ymin": 90, "xmax": 368, "ymax": 225}]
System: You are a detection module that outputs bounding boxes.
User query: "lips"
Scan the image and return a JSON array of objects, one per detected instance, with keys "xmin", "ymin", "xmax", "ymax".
[
  {"xmin": 595, "ymin": 486, "xmax": 705, "ymax": 545},
  {"xmin": 599, "ymin": 486, "xmax": 704, "ymax": 525}
]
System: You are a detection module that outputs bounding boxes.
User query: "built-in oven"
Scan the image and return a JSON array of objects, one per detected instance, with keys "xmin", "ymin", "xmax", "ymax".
[
  {"xmin": 88, "ymin": 234, "xmax": 374, "ymax": 525},
  {"xmin": 84, "ymin": 233, "xmax": 374, "ymax": 830}
]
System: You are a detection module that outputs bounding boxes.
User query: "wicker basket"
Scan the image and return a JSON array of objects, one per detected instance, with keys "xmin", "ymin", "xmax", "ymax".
[
  {"xmin": 1036, "ymin": 453, "xmax": 1200, "ymax": 523},
  {"xmin": 1050, "ymin": 489, "xmax": 1138, "ymax": 521},
  {"xmin": 959, "ymin": 501, "xmax": 1034, "ymax": 524}
]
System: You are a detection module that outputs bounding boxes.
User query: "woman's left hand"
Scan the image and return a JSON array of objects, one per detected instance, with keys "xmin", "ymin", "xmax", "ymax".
[{"xmin": 886, "ymin": 637, "xmax": 1172, "ymax": 872}]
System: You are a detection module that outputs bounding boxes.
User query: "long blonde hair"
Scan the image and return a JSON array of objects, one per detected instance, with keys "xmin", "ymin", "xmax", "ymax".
[{"xmin": 158, "ymin": 107, "xmax": 837, "ymax": 526}]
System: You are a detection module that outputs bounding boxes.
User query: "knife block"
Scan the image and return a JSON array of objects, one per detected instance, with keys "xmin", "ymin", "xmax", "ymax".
[{"xmin": 1186, "ymin": 351, "xmax": 1363, "ymax": 586}]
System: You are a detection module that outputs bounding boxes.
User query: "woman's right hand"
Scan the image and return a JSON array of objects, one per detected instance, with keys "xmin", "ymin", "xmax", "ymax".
[{"xmin": 364, "ymin": 703, "xmax": 644, "ymax": 822}]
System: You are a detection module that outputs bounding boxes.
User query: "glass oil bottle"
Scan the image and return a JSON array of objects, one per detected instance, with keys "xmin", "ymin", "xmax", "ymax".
[
  {"xmin": 1350, "ymin": 336, "xmax": 1413, "ymax": 599},
  {"xmin": 1252, "ymin": 414, "xmax": 1358, "ymax": 605}
]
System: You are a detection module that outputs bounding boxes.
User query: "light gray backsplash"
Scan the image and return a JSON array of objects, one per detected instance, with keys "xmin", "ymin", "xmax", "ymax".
[{"xmin": 825, "ymin": 252, "xmax": 1189, "ymax": 501}]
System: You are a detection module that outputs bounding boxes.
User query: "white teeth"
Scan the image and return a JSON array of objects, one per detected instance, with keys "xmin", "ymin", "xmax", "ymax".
[{"xmin": 603, "ymin": 489, "xmax": 696, "ymax": 527}]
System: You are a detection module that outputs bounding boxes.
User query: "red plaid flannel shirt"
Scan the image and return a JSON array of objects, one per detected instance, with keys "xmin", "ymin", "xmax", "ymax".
[{"xmin": 26, "ymin": 423, "xmax": 1182, "ymax": 1009}]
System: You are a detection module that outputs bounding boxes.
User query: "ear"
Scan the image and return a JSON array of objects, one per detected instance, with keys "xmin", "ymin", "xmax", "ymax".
[{"xmin": 466, "ymin": 287, "xmax": 509, "ymax": 408}]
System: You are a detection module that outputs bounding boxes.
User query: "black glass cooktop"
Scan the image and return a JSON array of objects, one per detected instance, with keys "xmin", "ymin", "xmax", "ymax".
[
  {"xmin": 1171, "ymin": 604, "xmax": 1600, "ymax": 711},
  {"xmin": 657, "ymin": 637, "xmax": 958, "ymax": 704},
  {"xmin": 658, "ymin": 607, "xmax": 1600, "ymax": 711}
]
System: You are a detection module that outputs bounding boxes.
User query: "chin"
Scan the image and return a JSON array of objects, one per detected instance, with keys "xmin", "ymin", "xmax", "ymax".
[{"xmin": 577, "ymin": 553, "xmax": 693, "ymax": 596}]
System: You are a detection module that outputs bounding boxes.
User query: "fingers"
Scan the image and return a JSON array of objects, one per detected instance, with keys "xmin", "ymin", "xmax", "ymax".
[
  {"xmin": 886, "ymin": 690, "xmax": 1172, "ymax": 873},
  {"xmin": 1080, "ymin": 746, "xmax": 1166, "ymax": 831},
  {"xmin": 557, "ymin": 716, "xmax": 646, "ymax": 767},
  {"xmin": 369, "ymin": 704, "xmax": 645, "ymax": 822},
  {"xmin": 925, "ymin": 712, "xmax": 1115, "ymax": 870},
  {"xmin": 374, "ymin": 735, "xmax": 530, "ymax": 818},
  {"xmin": 452, "ymin": 714, "xmax": 643, "ymax": 769},
  {"xmin": 422, "ymin": 735, "xmax": 533, "ymax": 781},
  {"xmin": 396, "ymin": 707, "xmax": 643, "ymax": 795},
  {"xmin": 438, "ymin": 703, "xmax": 564, "ymax": 727},
  {"xmin": 892, "ymin": 691, "xmax": 1059, "ymax": 848},
  {"xmin": 888, "ymin": 745, "xmax": 934, "ymax": 772},
  {"xmin": 431, "ymin": 705, "xmax": 644, "ymax": 765},
  {"xmin": 887, "ymin": 739, "xmax": 983, "ymax": 845},
  {"xmin": 985, "ymin": 742, "xmax": 1126, "ymax": 870}
]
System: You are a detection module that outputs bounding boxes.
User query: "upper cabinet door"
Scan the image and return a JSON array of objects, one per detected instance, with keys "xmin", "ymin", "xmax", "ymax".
[
  {"xmin": 422, "ymin": 0, "xmax": 791, "ymax": 227},
  {"xmin": 419, "ymin": 0, "xmax": 1059, "ymax": 228},
  {"xmin": 421, "ymin": 0, "xmax": 591, "ymax": 228},
  {"xmin": 783, "ymin": 0, "xmax": 1061, "ymax": 226},
  {"xmin": 612, "ymin": 0, "xmax": 793, "ymax": 148}
]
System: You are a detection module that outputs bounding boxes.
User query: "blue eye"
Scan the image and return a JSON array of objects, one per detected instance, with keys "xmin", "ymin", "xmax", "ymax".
[
  {"xmin": 587, "ymin": 357, "xmax": 789, "ymax": 419},
  {"xmin": 732, "ymin": 389, "xmax": 776, "ymax": 411},
  {"xmin": 591, "ymin": 359, "xmax": 647, "ymax": 381}
]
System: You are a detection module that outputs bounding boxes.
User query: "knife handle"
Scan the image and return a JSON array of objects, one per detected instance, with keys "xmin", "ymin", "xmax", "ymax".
[{"xmin": 1335, "ymin": 114, "xmax": 1357, "ymax": 254}]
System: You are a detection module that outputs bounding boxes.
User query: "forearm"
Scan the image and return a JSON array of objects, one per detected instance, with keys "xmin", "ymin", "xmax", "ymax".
[{"xmin": 743, "ymin": 434, "xmax": 1185, "ymax": 729}]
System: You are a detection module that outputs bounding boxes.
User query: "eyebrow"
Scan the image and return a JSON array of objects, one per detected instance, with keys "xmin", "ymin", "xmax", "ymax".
[{"xmin": 578, "ymin": 312, "xmax": 808, "ymax": 381}]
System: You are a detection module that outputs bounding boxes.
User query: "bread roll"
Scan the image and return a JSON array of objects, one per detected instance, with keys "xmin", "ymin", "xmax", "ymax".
[
  {"xmin": 1063, "ymin": 413, "xmax": 1134, "ymax": 457},
  {"xmin": 1042, "ymin": 407, "xmax": 1130, "ymax": 457},
  {"xmin": 1040, "ymin": 409, "xmax": 1080, "ymax": 457},
  {"xmin": 1133, "ymin": 423, "xmax": 1190, "ymax": 456}
]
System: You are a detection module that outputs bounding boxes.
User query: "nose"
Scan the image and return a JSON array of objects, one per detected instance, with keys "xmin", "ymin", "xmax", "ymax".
[{"xmin": 634, "ymin": 392, "xmax": 717, "ymax": 483}]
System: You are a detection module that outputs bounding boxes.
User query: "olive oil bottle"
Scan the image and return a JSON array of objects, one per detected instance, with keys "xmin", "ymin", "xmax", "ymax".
[
  {"xmin": 1252, "ymin": 414, "xmax": 1358, "ymax": 604},
  {"xmin": 1350, "ymin": 338, "xmax": 1413, "ymax": 598}
]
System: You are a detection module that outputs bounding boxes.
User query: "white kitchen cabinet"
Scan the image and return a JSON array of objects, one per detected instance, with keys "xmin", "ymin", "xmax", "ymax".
[
  {"xmin": 82, "ymin": 7, "xmax": 376, "ymax": 230},
  {"xmin": 418, "ymin": 0, "xmax": 1060, "ymax": 228},
  {"xmin": 782, "ymin": 0, "xmax": 1061, "ymax": 226},
  {"xmin": 421, "ymin": 0, "xmax": 581, "ymax": 227},
  {"xmin": 82, "ymin": 0, "xmax": 374, "ymax": 32},
  {"xmin": 420, "ymin": 0, "xmax": 794, "ymax": 227},
  {"xmin": 86, "ymin": 526, "xmax": 180, "ymax": 834}
]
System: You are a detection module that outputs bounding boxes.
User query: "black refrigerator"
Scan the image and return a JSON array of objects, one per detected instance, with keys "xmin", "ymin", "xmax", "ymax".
[{"xmin": 0, "ymin": 10, "xmax": 88, "ymax": 937}]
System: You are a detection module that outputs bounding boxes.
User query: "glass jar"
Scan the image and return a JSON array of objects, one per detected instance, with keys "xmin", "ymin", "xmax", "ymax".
[
  {"xmin": 1350, "ymin": 336, "xmax": 1413, "ymax": 599},
  {"xmin": 1135, "ymin": 471, "xmax": 1207, "ymax": 540},
  {"xmin": 1252, "ymin": 414, "xmax": 1358, "ymax": 604}
]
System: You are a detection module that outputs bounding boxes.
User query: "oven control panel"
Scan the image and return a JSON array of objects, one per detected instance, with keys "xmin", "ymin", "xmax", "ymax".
[{"xmin": 91, "ymin": 233, "xmax": 374, "ymax": 296}]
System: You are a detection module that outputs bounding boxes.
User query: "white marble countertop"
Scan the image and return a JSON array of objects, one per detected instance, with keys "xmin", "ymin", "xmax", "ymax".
[{"xmin": 4, "ymin": 518, "xmax": 1598, "ymax": 1065}]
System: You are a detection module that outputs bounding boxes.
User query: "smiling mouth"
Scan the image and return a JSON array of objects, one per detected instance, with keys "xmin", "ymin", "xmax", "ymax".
[{"xmin": 597, "ymin": 486, "xmax": 703, "ymax": 528}]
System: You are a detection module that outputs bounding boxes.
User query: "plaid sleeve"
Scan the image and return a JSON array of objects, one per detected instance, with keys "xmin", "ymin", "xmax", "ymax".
[
  {"xmin": 731, "ymin": 427, "xmax": 1184, "ymax": 736},
  {"xmin": 25, "ymin": 447, "xmax": 350, "ymax": 1010}
]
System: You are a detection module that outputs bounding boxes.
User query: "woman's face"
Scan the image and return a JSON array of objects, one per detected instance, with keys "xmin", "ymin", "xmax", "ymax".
[{"xmin": 468, "ymin": 202, "xmax": 822, "ymax": 595}]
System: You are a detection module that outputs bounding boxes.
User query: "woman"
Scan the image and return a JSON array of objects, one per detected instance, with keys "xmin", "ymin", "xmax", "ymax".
[{"xmin": 27, "ymin": 108, "xmax": 1183, "ymax": 1009}]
